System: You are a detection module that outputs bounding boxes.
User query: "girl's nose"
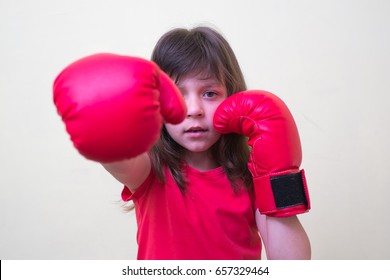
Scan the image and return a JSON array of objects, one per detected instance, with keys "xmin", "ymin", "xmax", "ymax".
[{"xmin": 186, "ymin": 96, "xmax": 204, "ymax": 118}]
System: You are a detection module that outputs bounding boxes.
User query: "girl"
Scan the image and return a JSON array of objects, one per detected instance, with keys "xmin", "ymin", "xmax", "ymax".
[
  {"xmin": 54, "ymin": 26, "xmax": 311, "ymax": 260},
  {"xmin": 105, "ymin": 26, "xmax": 310, "ymax": 260}
]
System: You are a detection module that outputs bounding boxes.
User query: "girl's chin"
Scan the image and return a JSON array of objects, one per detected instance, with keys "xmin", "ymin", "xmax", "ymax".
[{"xmin": 183, "ymin": 146, "xmax": 214, "ymax": 155}]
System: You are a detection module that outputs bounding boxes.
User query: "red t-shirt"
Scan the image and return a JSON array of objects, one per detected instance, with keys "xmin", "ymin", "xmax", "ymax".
[{"xmin": 122, "ymin": 164, "xmax": 262, "ymax": 260}]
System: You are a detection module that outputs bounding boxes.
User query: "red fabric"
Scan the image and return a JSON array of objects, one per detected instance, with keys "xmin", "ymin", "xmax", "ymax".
[{"xmin": 122, "ymin": 165, "xmax": 262, "ymax": 260}]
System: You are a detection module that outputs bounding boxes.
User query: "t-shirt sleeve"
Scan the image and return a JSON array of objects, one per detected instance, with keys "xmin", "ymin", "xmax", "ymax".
[{"xmin": 121, "ymin": 169, "xmax": 155, "ymax": 202}]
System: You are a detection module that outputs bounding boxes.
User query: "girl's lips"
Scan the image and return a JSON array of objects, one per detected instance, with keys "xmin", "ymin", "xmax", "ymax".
[
  {"xmin": 184, "ymin": 126, "xmax": 208, "ymax": 137},
  {"xmin": 184, "ymin": 126, "xmax": 207, "ymax": 133}
]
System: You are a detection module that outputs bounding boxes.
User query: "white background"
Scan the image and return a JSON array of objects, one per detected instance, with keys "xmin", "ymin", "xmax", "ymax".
[{"xmin": 1, "ymin": 0, "xmax": 389, "ymax": 259}]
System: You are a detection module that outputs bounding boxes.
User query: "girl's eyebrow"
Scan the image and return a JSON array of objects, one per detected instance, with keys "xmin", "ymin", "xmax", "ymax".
[
  {"xmin": 197, "ymin": 77, "xmax": 224, "ymax": 87},
  {"xmin": 202, "ymin": 83, "xmax": 224, "ymax": 89},
  {"xmin": 176, "ymin": 79, "xmax": 222, "ymax": 87},
  {"xmin": 197, "ymin": 76, "xmax": 219, "ymax": 82}
]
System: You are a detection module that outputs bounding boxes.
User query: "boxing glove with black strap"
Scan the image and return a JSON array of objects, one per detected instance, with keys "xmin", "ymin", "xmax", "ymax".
[{"xmin": 213, "ymin": 90, "xmax": 310, "ymax": 217}]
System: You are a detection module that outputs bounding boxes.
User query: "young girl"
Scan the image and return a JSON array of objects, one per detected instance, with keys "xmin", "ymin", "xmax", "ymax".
[{"xmin": 53, "ymin": 26, "xmax": 311, "ymax": 260}]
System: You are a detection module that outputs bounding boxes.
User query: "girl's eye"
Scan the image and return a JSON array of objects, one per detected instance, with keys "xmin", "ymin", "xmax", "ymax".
[{"xmin": 203, "ymin": 91, "xmax": 217, "ymax": 98}]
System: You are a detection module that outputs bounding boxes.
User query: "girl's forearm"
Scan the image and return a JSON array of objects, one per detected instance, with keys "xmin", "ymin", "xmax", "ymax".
[{"xmin": 259, "ymin": 214, "xmax": 311, "ymax": 260}]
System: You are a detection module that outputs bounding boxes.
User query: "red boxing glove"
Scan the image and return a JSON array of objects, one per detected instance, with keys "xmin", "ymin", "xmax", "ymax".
[
  {"xmin": 53, "ymin": 53, "xmax": 186, "ymax": 162},
  {"xmin": 213, "ymin": 90, "xmax": 310, "ymax": 217}
]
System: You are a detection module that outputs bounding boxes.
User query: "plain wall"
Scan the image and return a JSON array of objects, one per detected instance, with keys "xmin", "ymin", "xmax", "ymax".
[{"xmin": 1, "ymin": 0, "xmax": 389, "ymax": 259}]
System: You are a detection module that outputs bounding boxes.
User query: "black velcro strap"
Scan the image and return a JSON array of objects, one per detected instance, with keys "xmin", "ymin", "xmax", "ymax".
[{"xmin": 270, "ymin": 171, "xmax": 307, "ymax": 209}]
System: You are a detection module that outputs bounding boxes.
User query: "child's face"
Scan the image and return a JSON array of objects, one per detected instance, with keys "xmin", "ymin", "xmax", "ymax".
[{"xmin": 165, "ymin": 72, "xmax": 227, "ymax": 155}]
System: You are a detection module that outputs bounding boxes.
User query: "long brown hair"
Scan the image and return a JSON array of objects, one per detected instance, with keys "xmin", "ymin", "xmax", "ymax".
[{"xmin": 150, "ymin": 26, "xmax": 253, "ymax": 193}]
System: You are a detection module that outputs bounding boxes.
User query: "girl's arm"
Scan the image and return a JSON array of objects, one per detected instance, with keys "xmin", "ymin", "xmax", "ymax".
[
  {"xmin": 256, "ymin": 210, "xmax": 311, "ymax": 260},
  {"xmin": 102, "ymin": 152, "xmax": 151, "ymax": 193}
]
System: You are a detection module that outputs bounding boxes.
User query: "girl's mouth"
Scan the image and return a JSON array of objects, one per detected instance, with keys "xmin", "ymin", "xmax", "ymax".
[
  {"xmin": 185, "ymin": 126, "xmax": 208, "ymax": 137},
  {"xmin": 185, "ymin": 126, "xmax": 207, "ymax": 133}
]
